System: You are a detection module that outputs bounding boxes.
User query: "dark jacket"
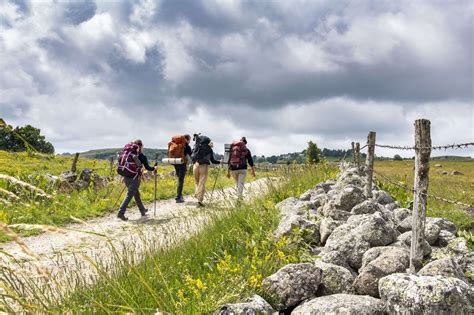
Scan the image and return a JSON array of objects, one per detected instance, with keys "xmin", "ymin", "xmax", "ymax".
[
  {"xmin": 229, "ymin": 149, "xmax": 254, "ymax": 170},
  {"xmin": 138, "ymin": 153, "xmax": 156, "ymax": 172},
  {"xmin": 197, "ymin": 148, "xmax": 220, "ymax": 165}
]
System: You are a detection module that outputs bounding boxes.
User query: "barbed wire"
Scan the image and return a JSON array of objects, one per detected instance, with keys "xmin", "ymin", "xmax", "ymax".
[
  {"xmin": 373, "ymin": 169, "xmax": 473, "ymax": 209},
  {"xmin": 374, "ymin": 142, "xmax": 474, "ymax": 151}
]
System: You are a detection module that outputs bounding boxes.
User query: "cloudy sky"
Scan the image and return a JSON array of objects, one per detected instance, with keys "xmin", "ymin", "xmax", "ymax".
[{"xmin": 1, "ymin": 0, "xmax": 473, "ymax": 157}]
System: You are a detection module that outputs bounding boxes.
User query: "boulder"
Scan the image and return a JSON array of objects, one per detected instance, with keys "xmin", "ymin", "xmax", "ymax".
[
  {"xmin": 322, "ymin": 201, "xmax": 352, "ymax": 221},
  {"xmin": 314, "ymin": 260, "xmax": 355, "ymax": 295},
  {"xmin": 59, "ymin": 171, "xmax": 77, "ymax": 183},
  {"xmin": 354, "ymin": 246, "xmax": 410, "ymax": 297},
  {"xmin": 430, "ymin": 238, "xmax": 474, "ymax": 283},
  {"xmin": 275, "ymin": 197, "xmax": 308, "ymax": 217},
  {"xmin": 372, "ymin": 190, "xmax": 394, "ymax": 205},
  {"xmin": 426, "ymin": 217, "xmax": 457, "ymax": 234},
  {"xmin": 418, "ymin": 258, "xmax": 466, "ymax": 281},
  {"xmin": 379, "ymin": 273, "xmax": 474, "ymax": 314},
  {"xmin": 292, "ymin": 294, "xmax": 386, "ymax": 315},
  {"xmin": 451, "ymin": 170, "xmax": 464, "ymax": 176},
  {"xmin": 57, "ymin": 180, "xmax": 74, "ymax": 193},
  {"xmin": 217, "ymin": 295, "xmax": 275, "ymax": 315},
  {"xmin": 319, "ymin": 217, "xmax": 344, "ymax": 245},
  {"xmin": 396, "ymin": 217, "xmax": 412, "ymax": 233},
  {"xmin": 332, "ymin": 186, "xmax": 365, "ymax": 211},
  {"xmin": 435, "ymin": 164, "xmax": 442, "ymax": 167},
  {"xmin": 436, "ymin": 230, "xmax": 456, "ymax": 247},
  {"xmin": 394, "ymin": 231, "xmax": 432, "ymax": 258},
  {"xmin": 310, "ymin": 194, "xmax": 328, "ymax": 209},
  {"xmin": 320, "ymin": 251, "xmax": 357, "ymax": 276},
  {"xmin": 325, "ymin": 213, "xmax": 397, "ymax": 269},
  {"xmin": 351, "ymin": 200, "xmax": 383, "ymax": 215},
  {"xmin": 441, "ymin": 171, "xmax": 449, "ymax": 175},
  {"xmin": 262, "ymin": 263, "xmax": 322, "ymax": 310},
  {"xmin": 393, "ymin": 208, "xmax": 411, "ymax": 224},
  {"xmin": 384, "ymin": 202, "xmax": 399, "ymax": 211},
  {"xmin": 79, "ymin": 168, "xmax": 93, "ymax": 182},
  {"xmin": 424, "ymin": 222, "xmax": 441, "ymax": 245},
  {"xmin": 274, "ymin": 215, "xmax": 320, "ymax": 244},
  {"xmin": 300, "ymin": 190, "xmax": 312, "ymax": 201},
  {"xmin": 71, "ymin": 180, "xmax": 89, "ymax": 191},
  {"xmin": 315, "ymin": 181, "xmax": 335, "ymax": 193}
]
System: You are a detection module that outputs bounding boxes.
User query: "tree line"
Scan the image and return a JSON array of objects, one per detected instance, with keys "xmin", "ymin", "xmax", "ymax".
[{"xmin": 0, "ymin": 119, "xmax": 55, "ymax": 154}]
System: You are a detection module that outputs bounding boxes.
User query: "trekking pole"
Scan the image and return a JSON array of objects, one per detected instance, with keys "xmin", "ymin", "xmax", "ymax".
[
  {"xmin": 111, "ymin": 179, "xmax": 127, "ymax": 212},
  {"xmin": 153, "ymin": 153, "xmax": 158, "ymax": 217},
  {"xmin": 209, "ymin": 163, "xmax": 222, "ymax": 203}
]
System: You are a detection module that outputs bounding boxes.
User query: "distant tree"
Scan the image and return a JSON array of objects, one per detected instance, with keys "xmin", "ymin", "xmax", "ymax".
[
  {"xmin": 393, "ymin": 154, "xmax": 403, "ymax": 161},
  {"xmin": 0, "ymin": 121, "xmax": 55, "ymax": 154},
  {"xmin": 306, "ymin": 141, "xmax": 320, "ymax": 164},
  {"xmin": 267, "ymin": 155, "xmax": 278, "ymax": 164}
]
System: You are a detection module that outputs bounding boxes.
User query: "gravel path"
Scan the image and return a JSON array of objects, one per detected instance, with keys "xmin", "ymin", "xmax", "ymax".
[{"xmin": 0, "ymin": 177, "xmax": 275, "ymax": 301}]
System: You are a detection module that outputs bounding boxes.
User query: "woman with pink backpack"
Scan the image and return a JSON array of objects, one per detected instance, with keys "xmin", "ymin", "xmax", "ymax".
[{"xmin": 226, "ymin": 137, "xmax": 255, "ymax": 199}]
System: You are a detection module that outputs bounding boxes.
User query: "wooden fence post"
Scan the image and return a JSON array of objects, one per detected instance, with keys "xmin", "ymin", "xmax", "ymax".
[
  {"xmin": 109, "ymin": 157, "xmax": 114, "ymax": 176},
  {"xmin": 409, "ymin": 119, "xmax": 431, "ymax": 272},
  {"xmin": 71, "ymin": 153, "xmax": 80, "ymax": 173},
  {"xmin": 351, "ymin": 141, "xmax": 356, "ymax": 163},
  {"xmin": 365, "ymin": 132, "xmax": 376, "ymax": 197},
  {"xmin": 355, "ymin": 142, "xmax": 361, "ymax": 170}
]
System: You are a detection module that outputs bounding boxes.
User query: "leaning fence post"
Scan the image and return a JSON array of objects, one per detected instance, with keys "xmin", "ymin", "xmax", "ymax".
[
  {"xmin": 355, "ymin": 142, "xmax": 361, "ymax": 170},
  {"xmin": 71, "ymin": 153, "xmax": 80, "ymax": 173},
  {"xmin": 409, "ymin": 119, "xmax": 431, "ymax": 272},
  {"xmin": 365, "ymin": 132, "xmax": 376, "ymax": 197},
  {"xmin": 351, "ymin": 141, "xmax": 356, "ymax": 163}
]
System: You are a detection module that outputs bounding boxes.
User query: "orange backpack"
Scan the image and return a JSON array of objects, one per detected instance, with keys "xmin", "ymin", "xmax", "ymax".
[{"xmin": 168, "ymin": 135, "xmax": 187, "ymax": 159}]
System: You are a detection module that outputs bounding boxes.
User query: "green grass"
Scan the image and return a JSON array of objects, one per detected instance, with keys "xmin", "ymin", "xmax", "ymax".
[
  {"xmin": 0, "ymin": 164, "xmax": 337, "ymax": 313},
  {"xmin": 374, "ymin": 160, "xmax": 474, "ymax": 232}
]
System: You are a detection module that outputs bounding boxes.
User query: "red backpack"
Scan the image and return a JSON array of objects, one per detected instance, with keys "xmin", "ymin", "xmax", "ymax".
[
  {"xmin": 117, "ymin": 143, "xmax": 141, "ymax": 177},
  {"xmin": 229, "ymin": 141, "xmax": 248, "ymax": 169}
]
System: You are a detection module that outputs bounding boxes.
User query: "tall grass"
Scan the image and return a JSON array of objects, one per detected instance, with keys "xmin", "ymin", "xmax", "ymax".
[
  {"xmin": 0, "ymin": 164, "xmax": 337, "ymax": 313},
  {"xmin": 374, "ymin": 160, "xmax": 473, "ymax": 232}
]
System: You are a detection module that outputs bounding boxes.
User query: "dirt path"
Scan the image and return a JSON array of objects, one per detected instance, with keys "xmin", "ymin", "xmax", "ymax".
[{"xmin": 0, "ymin": 178, "xmax": 275, "ymax": 302}]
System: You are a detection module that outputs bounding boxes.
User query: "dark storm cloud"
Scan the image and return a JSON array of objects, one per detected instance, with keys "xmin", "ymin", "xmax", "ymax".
[{"xmin": 1, "ymin": 0, "xmax": 472, "ymax": 155}]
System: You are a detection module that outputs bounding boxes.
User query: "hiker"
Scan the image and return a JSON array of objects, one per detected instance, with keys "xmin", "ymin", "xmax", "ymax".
[
  {"xmin": 191, "ymin": 134, "xmax": 222, "ymax": 206},
  {"xmin": 226, "ymin": 137, "xmax": 255, "ymax": 199},
  {"xmin": 168, "ymin": 134, "xmax": 192, "ymax": 203},
  {"xmin": 117, "ymin": 139, "xmax": 157, "ymax": 221}
]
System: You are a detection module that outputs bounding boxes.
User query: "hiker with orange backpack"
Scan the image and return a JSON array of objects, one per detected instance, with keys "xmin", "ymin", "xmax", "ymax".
[
  {"xmin": 226, "ymin": 137, "xmax": 255, "ymax": 199},
  {"xmin": 116, "ymin": 139, "xmax": 157, "ymax": 221},
  {"xmin": 167, "ymin": 134, "xmax": 192, "ymax": 203}
]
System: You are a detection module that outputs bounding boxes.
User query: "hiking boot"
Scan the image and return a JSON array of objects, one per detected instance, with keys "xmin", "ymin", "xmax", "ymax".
[
  {"xmin": 197, "ymin": 201, "xmax": 204, "ymax": 207},
  {"xmin": 117, "ymin": 214, "xmax": 128, "ymax": 221},
  {"xmin": 176, "ymin": 197, "xmax": 185, "ymax": 204},
  {"xmin": 140, "ymin": 208, "xmax": 149, "ymax": 216}
]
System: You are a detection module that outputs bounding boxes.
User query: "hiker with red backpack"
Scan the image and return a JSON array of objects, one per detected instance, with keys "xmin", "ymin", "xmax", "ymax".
[
  {"xmin": 191, "ymin": 134, "xmax": 223, "ymax": 207},
  {"xmin": 117, "ymin": 139, "xmax": 157, "ymax": 221},
  {"xmin": 227, "ymin": 137, "xmax": 255, "ymax": 199},
  {"xmin": 167, "ymin": 134, "xmax": 192, "ymax": 203}
]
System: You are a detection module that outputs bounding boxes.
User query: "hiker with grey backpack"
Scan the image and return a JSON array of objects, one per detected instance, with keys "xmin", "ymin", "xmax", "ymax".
[
  {"xmin": 116, "ymin": 139, "xmax": 157, "ymax": 221},
  {"xmin": 227, "ymin": 137, "xmax": 255, "ymax": 199},
  {"xmin": 191, "ymin": 134, "xmax": 222, "ymax": 207}
]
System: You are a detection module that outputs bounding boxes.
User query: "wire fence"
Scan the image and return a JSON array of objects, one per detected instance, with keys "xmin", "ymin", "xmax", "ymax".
[{"xmin": 346, "ymin": 135, "xmax": 473, "ymax": 211}]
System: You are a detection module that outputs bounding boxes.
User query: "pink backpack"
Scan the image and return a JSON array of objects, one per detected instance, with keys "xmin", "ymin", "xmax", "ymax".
[
  {"xmin": 229, "ymin": 141, "xmax": 248, "ymax": 169},
  {"xmin": 117, "ymin": 143, "xmax": 141, "ymax": 177}
]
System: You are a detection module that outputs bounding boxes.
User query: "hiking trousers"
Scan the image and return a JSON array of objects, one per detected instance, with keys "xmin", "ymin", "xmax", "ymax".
[
  {"xmin": 230, "ymin": 169, "xmax": 247, "ymax": 198},
  {"xmin": 174, "ymin": 164, "xmax": 187, "ymax": 200},
  {"xmin": 193, "ymin": 163, "xmax": 209, "ymax": 202},
  {"xmin": 118, "ymin": 175, "xmax": 147, "ymax": 216}
]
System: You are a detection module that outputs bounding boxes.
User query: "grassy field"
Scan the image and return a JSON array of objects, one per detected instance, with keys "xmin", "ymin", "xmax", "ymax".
[
  {"xmin": 374, "ymin": 160, "xmax": 474, "ymax": 231},
  {"xmin": 0, "ymin": 150, "xmax": 266, "ymax": 240},
  {"xmin": 0, "ymin": 164, "xmax": 337, "ymax": 313}
]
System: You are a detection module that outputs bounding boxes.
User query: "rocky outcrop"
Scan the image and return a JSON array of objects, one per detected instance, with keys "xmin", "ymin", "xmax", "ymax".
[
  {"xmin": 274, "ymin": 214, "xmax": 320, "ymax": 244},
  {"xmin": 262, "ymin": 263, "xmax": 322, "ymax": 310},
  {"xmin": 217, "ymin": 295, "xmax": 275, "ymax": 315},
  {"xmin": 319, "ymin": 217, "xmax": 344, "ymax": 245},
  {"xmin": 292, "ymin": 294, "xmax": 386, "ymax": 315},
  {"xmin": 379, "ymin": 273, "xmax": 474, "ymax": 314}
]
